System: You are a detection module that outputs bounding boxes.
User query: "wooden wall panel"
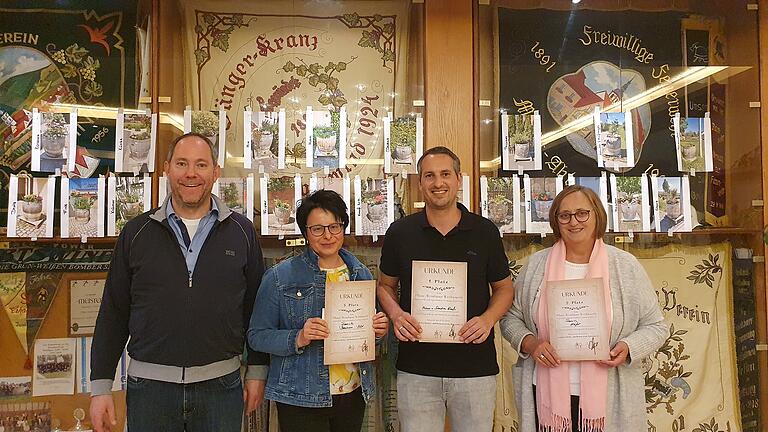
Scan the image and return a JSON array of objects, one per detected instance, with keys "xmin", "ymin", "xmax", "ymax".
[{"xmin": 425, "ymin": 0, "xmax": 475, "ymax": 188}]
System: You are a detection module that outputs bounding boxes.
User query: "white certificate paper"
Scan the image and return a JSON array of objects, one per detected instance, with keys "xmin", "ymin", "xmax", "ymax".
[
  {"xmin": 547, "ymin": 278, "xmax": 610, "ymax": 361},
  {"xmin": 69, "ymin": 279, "xmax": 105, "ymax": 336},
  {"xmin": 411, "ymin": 261, "xmax": 467, "ymax": 343},
  {"xmin": 324, "ymin": 280, "xmax": 376, "ymax": 365},
  {"xmin": 33, "ymin": 338, "xmax": 76, "ymax": 396}
]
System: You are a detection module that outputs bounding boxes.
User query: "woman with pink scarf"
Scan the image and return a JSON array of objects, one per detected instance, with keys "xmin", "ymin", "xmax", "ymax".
[{"xmin": 500, "ymin": 185, "xmax": 668, "ymax": 432}]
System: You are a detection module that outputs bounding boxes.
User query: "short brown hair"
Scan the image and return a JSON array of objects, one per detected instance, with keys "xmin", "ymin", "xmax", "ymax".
[
  {"xmin": 549, "ymin": 185, "xmax": 607, "ymax": 240},
  {"xmin": 417, "ymin": 146, "xmax": 461, "ymax": 178},
  {"xmin": 166, "ymin": 132, "xmax": 217, "ymax": 164}
]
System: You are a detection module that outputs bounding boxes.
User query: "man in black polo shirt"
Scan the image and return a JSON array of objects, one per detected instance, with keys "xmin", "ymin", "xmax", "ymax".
[{"xmin": 377, "ymin": 146, "xmax": 514, "ymax": 432}]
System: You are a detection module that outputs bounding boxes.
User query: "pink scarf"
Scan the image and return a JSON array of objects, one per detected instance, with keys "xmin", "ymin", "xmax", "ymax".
[{"xmin": 535, "ymin": 239, "xmax": 612, "ymax": 432}]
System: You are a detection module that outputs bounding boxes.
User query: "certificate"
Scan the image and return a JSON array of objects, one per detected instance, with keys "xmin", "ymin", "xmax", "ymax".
[
  {"xmin": 324, "ymin": 280, "xmax": 376, "ymax": 365},
  {"xmin": 69, "ymin": 279, "xmax": 105, "ymax": 336},
  {"xmin": 546, "ymin": 278, "xmax": 610, "ymax": 361},
  {"xmin": 410, "ymin": 260, "xmax": 467, "ymax": 343}
]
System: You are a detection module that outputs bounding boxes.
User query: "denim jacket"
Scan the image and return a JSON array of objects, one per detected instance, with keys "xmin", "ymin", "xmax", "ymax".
[{"xmin": 247, "ymin": 247, "xmax": 376, "ymax": 408}]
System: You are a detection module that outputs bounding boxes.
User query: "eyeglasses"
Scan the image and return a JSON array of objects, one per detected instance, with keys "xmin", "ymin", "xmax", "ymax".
[
  {"xmin": 556, "ymin": 209, "xmax": 591, "ymax": 224},
  {"xmin": 306, "ymin": 223, "xmax": 344, "ymax": 237}
]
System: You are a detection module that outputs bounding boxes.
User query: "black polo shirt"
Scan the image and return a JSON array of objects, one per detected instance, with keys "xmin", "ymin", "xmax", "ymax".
[{"xmin": 379, "ymin": 203, "xmax": 510, "ymax": 377}]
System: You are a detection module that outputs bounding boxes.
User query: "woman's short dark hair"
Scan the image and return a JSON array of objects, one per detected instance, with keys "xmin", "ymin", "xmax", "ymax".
[
  {"xmin": 549, "ymin": 185, "xmax": 607, "ymax": 240},
  {"xmin": 295, "ymin": 189, "xmax": 349, "ymax": 238}
]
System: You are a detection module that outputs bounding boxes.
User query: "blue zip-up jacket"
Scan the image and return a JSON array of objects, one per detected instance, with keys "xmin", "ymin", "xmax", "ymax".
[
  {"xmin": 247, "ymin": 247, "xmax": 376, "ymax": 408},
  {"xmin": 91, "ymin": 196, "xmax": 268, "ymax": 385}
]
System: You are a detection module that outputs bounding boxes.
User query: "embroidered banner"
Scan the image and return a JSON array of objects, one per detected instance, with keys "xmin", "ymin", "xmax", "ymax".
[
  {"xmin": 180, "ymin": 0, "xmax": 411, "ymax": 179},
  {"xmin": 0, "ymin": 2, "xmax": 138, "ymax": 224}
]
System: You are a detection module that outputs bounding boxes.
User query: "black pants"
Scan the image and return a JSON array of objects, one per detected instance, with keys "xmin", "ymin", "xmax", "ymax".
[
  {"xmin": 276, "ymin": 388, "xmax": 365, "ymax": 432},
  {"xmin": 533, "ymin": 386, "xmax": 581, "ymax": 432}
]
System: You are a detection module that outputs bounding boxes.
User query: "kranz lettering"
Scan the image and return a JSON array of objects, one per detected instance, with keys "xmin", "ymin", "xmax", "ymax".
[{"xmin": 216, "ymin": 33, "xmax": 319, "ymax": 110}]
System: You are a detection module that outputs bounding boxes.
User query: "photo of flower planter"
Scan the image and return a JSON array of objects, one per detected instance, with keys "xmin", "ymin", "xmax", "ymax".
[
  {"xmin": 114, "ymin": 177, "xmax": 146, "ymax": 235},
  {"xmin": 265, "ymin": 176, "xmax": 297, "ymax": 233},
  {"xmin": 252, "ymin": 118, "xmax": 278, "ymax": 159},
  {"xmin": 41, "ymin": 112, "xmax": 69, "ymax": 159},
  {"xmin": 221, "ymin": 180, "xmax": 245, "ymax": 214},
  {"xmin": 70, "ymin": 193, "xmax": 92, "ymax": 223},
  {"xmin": 9, "ymin": 175, "xmax": 54, "ymax": 237},
  {"xmin": 598, "ymin": 113, "xmax": 625, "ymax": 160},
  {"xmin": 273, "ymin": 199, "xmax": 292, "ymax": 224},
  {"xmin": 507, "ymin": 114, "xmax": 535, "ymax": 161},
  {"xmin": 314, "ymin": 126, "xmax": 338, "ymax": 157},
  {"xmin": 653, "ymin": 176, "xmax": 691, "ymax": 233},
  {"xmin": 533, "ymin": 196, "xmax": 553, "ymax": 221},
  {"xmin": 63, "ymin": 177, "xmax": 101, "ymax": 238},
  {"xmin": 21, "ymin": 194, "xmax": 43, "ymax": 222},
  {"xmin": 390, "ymin": 117, "xmax": 417, "ymax": 164},
  {"xmin": 488, "ymin": 195, "xmax": 510, "ymax": 224},
  {"xmin": 618, "ymin": 196, "xmax": 641, "ymax": 221},
  {"xmin": 357, "ymin": 178, "xmax": 391, "ymax": 235},
  {"xmin": 191, "ymin": 110, "xmax": 220, "ymax": 160}
]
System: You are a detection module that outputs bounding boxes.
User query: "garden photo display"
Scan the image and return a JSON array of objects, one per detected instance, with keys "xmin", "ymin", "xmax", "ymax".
[
  {"xmin": 184, "ymin": 108, "xmax": 227, "ymax": 167},
  {"xmin": 306, "ymin": 106, "xmax": 346, "ymax": 169},
  {"xmin": 481, "ymin": 175, "xmax": 520, "ymax": 236},
  {"xmin": 107, "ymin": 175, "xmax": 152, "ymax": 236},
  {"xmin": 115, "ymin": 110, "xmax": 157, "ymax": 173},
  {"xmin": 610, "ymin": 174, "xmax": 651, "ymax": 233},
  {"xmin": 354, "ymin": 176, "xmax": 394, "ymax": 237},
  {"xmin": 501, "ymin": 112, "xmax": 542, "ymax": 172},
  {"xmin": 31, "ymin": 108, "xmax": 77, "ymax": 173},
  {"xmin": 7, "ymin": 175, "xmax": 55, "ymax": 238},
  {"xmin": 213, "ymin": 176, "xmax": 254, "ymax": 221},
  {"xmin": 61, "ymin": 177, "xmax": 105, "ymax": 238},
  {"xmin": 260, "ymin": 175, "xmax": 301, "ymax": 236},
  {"xmin": 651, "ymin": 175, "xmax": 693, "ymax": 233},
  {"xmin": 524, "ymin": 175, "xmax": 564, "ymax": 234},
  {"xmin": 594, "ymin": 108, "xmax": 635, "ymax": 169},
  {"xmin": 384, "ymin": 114, "xmax": 423, "ymax": 174},
  {"xmin": 308, "ymin": 174, "xmax": 352, "ymax": 234},
  {"xmin": 674, "ymin": 113, "xmax": 714, "ymax": 173},
  {"xmin": 244, "ymin": 109, "xmax": 285, "ymax": 171}
]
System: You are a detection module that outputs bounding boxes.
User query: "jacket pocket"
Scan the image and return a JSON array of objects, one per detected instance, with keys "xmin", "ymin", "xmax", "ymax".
[{"xmin": 282, "ymin": 285, "xmax": 315, "ymax": 329}]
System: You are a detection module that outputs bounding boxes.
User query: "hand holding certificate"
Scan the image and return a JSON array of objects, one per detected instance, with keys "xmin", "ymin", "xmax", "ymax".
[
  {"xmin": 324, "ymin": 280, "xmax": 376, "ymax": 365},
  {"xmin": 546, "ymin": 277, "xmax": 610, "ymax": 361},
  {"xmin": 411, "ymin": 260, "xmax": 468, "ymax": 343}
]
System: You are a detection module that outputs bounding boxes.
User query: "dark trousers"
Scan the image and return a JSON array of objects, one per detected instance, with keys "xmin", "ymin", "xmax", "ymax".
[
  {"xmin": 126, "ymin": 369, "xmax": 243, "ymax": 432},
  {"xmin": 276, "ymin": 388, "xmax": 365, "ymax": 432},
  {"xmin": 533, "ymin": 385, "xmax": 581, "ymax": 432}
]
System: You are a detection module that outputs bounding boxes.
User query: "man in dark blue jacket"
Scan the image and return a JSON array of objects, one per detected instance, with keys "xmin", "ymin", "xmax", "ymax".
[{"xmin": 89, "ymin": 133, "xmax": 267, "ymax": 432}]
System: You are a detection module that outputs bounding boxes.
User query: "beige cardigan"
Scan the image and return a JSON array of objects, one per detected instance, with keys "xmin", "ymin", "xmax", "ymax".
[{"xmin": 499, "ymin": 245, "xmax": 669, "ymax": 432}]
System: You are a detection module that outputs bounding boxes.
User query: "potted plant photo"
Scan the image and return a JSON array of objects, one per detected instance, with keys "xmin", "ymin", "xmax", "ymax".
[
  {"xmin": 41, "ymin": 113, "xmax": 69, "ymax": 158},
  {"xmin": 120, "ymin": 189, "xmax": 142, "ymax": 219},
  {"xmin": 70, "ymin": 192, "xmax": 92, "ymax": 223},
  {"xmin": 192, "ymin": 111, "xmax": 219, "ymax": 149},
  {"xmin": 601, "ymin": 119, "xmax": 623, "ymax": 157},
  {"xmin": 533, "ymin": 191, "xmax": 553, "ymax": 220},
  {"xmin": 391, "ymin": 117, "xmax": 417, "ymax": 163},
  {"xmin": 488, "ymin": 194, "xmax": 511, "ymax": 224},
  {"xmin": 679, "ymin": 117, "xmax": 699, "ymax": 161},
  {"xmin": 314, "ymin": 110, "xmax": 340, "ymax": 156},
  {"xmin": 21, "ymin": 194, "xmax": 43, "ymax": 221},
  {"xmin": 362, "ymin": 190, "xmax": 386, "ymax": 222},
  {"xmin": 222, "ymin": 183, "xmax": 243, "ymax": 213},
  {"xmin": 252, "ymin": 119, "xmax": 278, "ymax": 158},
  {"xmin": 508, "ymin": 115, "xmax": 533, "ymax": 160},
  {"xmin": 661, "ymin": 180, "xmax": 682, "ymax": 220},
  {"xmin": 272, "ymin": 198, "xmax": 292, "ymax": 224}
]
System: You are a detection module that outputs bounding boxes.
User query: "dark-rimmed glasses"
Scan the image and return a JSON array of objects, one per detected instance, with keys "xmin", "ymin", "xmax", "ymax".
[
  {"xmin": 556, "ymin": 209, "xmax": 591, "ymax": 224},
  {"xmin": 306, "ymin": 223, "xmax": 344, "ymax": 237}
]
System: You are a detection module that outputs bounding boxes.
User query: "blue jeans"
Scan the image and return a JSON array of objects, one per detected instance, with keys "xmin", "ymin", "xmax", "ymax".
[
  {"xmin": 126, "ymin": 369, "xmax": 243, "ymax": 432},
  {"xmin": 396, "ymin": 371, "xmax": 497, "ymax": 432}
]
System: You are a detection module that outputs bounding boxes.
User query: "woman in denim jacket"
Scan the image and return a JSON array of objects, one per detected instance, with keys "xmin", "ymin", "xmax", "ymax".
[{"xmin": 248, "ymin": 190, "xmax": 389, "ymax": 432}]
